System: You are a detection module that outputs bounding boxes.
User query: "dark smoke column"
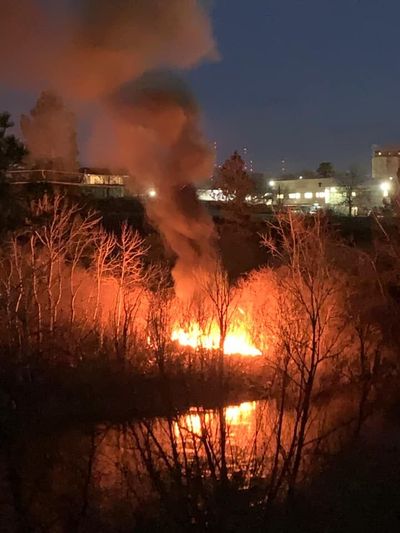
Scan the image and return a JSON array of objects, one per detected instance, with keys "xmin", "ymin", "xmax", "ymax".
[{"xmin": 107, "ymin": 73, "xmax": 216, "ymax": 299}]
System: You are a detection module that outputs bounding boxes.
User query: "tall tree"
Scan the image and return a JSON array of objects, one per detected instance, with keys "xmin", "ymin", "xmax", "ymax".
[
  {"xmin": 0, "ymin": 112, "xmax": 26, "ymax": 180},
  {"xmin": 0, "ymin": 112, "xmax": 26, "ymax": 229},
  {"xmin": 337, "ymin": 165, "xmax": 368, "ymax": 216},
  {"xmin": 317, "ymin": 161, "xmax": 335, "ymax": 179},
  {"xmin": 216, "ymin": 150, "xmax": 254, "ymax": 207},
  {"xmin": 21, "ymin": 91, "xmax": 79, "ymax": 173}
]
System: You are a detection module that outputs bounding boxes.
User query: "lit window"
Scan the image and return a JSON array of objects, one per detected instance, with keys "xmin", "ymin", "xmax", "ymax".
[
  {"xmin": 330, "ymin": 187, "xmax": 336, "ymax": 192},
  {"xmin": 324, "ymin": 188, "xmax": 331, "ymax": 203},
  {"xmin": 352, "ymin": 191, "xmax": 356, "ymax": 197},
  {"xmin": 277, "ymin": 194, "xmax": 284, "ymax": 199},
  {"xmin": 304, "ymin": 192, "xmax": 313, "ymax": 199},
  {"xmin": 316, "ymin": 192, "xmax": 325, "ymax": 199},
  {"xmin": 288, "ymin": 192, "xmax": 301, "ymax": 200}
]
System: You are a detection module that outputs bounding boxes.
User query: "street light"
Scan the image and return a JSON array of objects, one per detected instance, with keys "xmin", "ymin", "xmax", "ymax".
[{"xmin": 380, "ymin": 182, "xmax": 391, "ymax": 197}]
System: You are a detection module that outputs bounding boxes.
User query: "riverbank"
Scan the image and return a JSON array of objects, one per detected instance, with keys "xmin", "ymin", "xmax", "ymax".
[{"xmin": 0, "ymin": 354, "xmax": 270, "ymax": 431}]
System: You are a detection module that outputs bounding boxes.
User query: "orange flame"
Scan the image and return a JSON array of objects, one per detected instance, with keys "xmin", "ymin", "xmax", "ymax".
[{"xmin": 171, "ymin": 320, "xmax": 261, "ymax": 356}]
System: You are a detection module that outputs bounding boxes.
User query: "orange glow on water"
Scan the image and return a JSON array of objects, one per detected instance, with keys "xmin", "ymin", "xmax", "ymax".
[
  {"xmin": 176, "ymin": 401, "xmax": 257, "ymax": 438},
  {"xmin": 171, "ymin": 320, "xmax": 261, "ymax": 356}
]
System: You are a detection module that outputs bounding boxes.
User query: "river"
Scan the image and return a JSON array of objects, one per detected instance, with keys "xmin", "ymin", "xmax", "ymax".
[{"xmin": 0, "ymin": 394, "xmax": 358, "ymax": 531}]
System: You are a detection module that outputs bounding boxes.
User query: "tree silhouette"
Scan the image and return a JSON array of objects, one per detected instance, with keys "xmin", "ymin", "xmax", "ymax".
[
  {"xmin": 216, "ymin": 151, "xmax": 254, "ymax": 208},
  {"xmin": 317, "ymin": 161, "xmax": 335, "ymax": 179},
  {"xmin": 337, "ymin": 165, "xmax": 368, "ymax": 216},
  {"xmin": 0, "ymin": 112, "xmax": 26, "ymax": 179},
  {"xmin": 21, "ymin": 91, "xmax": 79, "ymax": 173}
]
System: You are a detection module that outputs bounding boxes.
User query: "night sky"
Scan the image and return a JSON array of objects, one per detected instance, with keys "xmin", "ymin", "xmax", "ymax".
[{"xmin": 1, "ymin": 0, "xmax": 400, "ymax": 175}]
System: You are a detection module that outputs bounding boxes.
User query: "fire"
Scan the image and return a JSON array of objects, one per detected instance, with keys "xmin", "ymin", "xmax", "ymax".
[{"xmin": 171, "ymin": 321, "xmax": 261, "ymax": 356}]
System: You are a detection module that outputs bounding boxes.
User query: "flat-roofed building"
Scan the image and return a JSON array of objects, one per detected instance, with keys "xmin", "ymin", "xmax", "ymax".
[
  {"xmin": 79, "ymin": 167, "xmax": 127, "ymax": 198},
  {"xmin": 372, "ymin": 145, "xmax": 400, "ymax": 181},
  {"xmin": 271, "ymin": 175, "xmax": 392, "ymax": 215},
  {"xmin": 271, "ymin": 176, "xmax": 343, "ymax": 210}
]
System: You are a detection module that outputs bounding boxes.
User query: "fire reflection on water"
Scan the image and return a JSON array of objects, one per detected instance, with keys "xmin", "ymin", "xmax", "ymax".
[
  {"xmin": 95, "ymin": 400, "xmax": 266, "ymax": 499},
  {"xmin": 10, "ymin": 395, "xmax": 358, "ymax": 528},
  {"xmin": 174, "ymin": 401, "xmax": 257, "ymax": 440},
  {"xmin": 94, "ymin": 394, "xmax": 351, "ymax": 503}
]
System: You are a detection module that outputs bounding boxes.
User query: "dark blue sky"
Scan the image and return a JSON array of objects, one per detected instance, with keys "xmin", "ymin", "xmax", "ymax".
[{"xmin": 1, "ymin": 0, "xmax": 400, "ymax": 175}]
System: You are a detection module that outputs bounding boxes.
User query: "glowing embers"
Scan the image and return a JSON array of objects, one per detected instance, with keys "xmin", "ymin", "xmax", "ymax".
[{"xmin": 171, "ymin": 320, "xmax": 261, "ymax": 356}]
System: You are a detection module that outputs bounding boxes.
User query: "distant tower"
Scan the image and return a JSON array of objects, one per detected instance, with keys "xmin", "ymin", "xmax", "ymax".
[
  {"xmin": 243, "ymin": 146, "xmax": 254, "ymax": 173},
  {"xmin": 281, "ymin": 158, "xmax": 286, "ymax": 175},
  {"xmin": 212, "ymin": 140, "xmax": 218, "ymax": 166},
  {"xmin": 212, "ymin": 141, "xmax": 219, "ymax": 181},
  {"xmin": 243, "ymin": 147, "xmax": 248, "ymax": 171}
]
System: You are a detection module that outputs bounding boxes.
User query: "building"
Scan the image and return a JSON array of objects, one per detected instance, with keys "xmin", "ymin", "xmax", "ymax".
[
  {"xmin": 270, "ymin": 176, "xmax": 348, "ymax": 212},
  {"xmin": 80, "ymin": 168, "xmax": 126, "ymax": 186},
  {"xmin": 270, "ymin": 174, "xmax": 392, "ymax": 215},
  {"xmin": 372, "ymin": 145, "xmax": 400, "ymax": 181},
  {"xmin": 197, "ymin": 173, "xmax": 390, "ymax": 214},
  {"xmin": 80, "ymin": 168, "xmax": 127, "ymax": 198},
  {"xmin": 6, "ymin": 167, "xmax": 128, "ymax": 199}
]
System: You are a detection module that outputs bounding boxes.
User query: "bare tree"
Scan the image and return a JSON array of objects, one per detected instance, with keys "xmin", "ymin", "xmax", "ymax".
[
  {"xmin": 31, "ymin": 194, "xmax": 99, "ymax": 340},
  {"xmin": 262, "ymin": 212, "xmax": 348, "ymax": 502},
  {"xmin": 200, "ymin": 262, "xmax": 237, "ymax": 383},
  {"xmin": 146, "ymin": 269, "xmax": 174, "ymax": 377},
  {"xmin": 0, "ymin": 195, "xmax": 116, "ymax": 365},
  {"xmin": 336, "ymin": 166, "xmax": 369, "ymax": 216},
  {"xmin": 92, "ymin": 229, "xmax": 114, "ymax": 315},
  {"xmin": 108, "ymin": 223, "xmax": 148, "ymax": 361},
  {"xmin": 177, "ymin": 291, "xmax": 216, "ymax": 376}
]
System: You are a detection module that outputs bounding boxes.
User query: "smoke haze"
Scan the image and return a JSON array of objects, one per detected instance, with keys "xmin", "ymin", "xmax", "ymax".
[
  {"xmin": 0, "ymin": 0, "xmax": 218, "ymax": 297},
  {"xmin": 0, "ymin": 0, "xmax": 217, "ymax": 99},
  {"xmin": 21, "ymin": 90, "xmax": 79, "ymax": 171}
]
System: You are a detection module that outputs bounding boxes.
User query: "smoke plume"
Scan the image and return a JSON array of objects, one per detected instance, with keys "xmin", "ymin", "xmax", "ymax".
[
  {"xmin": 0, "ymin": 0, "xmax": 217, "ymax": 99},
  {"xmin": 103, "ymin": 73, "xmax": 217, "ymax": 297},
  {"xmin": 0, "ymin": 0, "xmax": 218, "ymax": 298}
]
